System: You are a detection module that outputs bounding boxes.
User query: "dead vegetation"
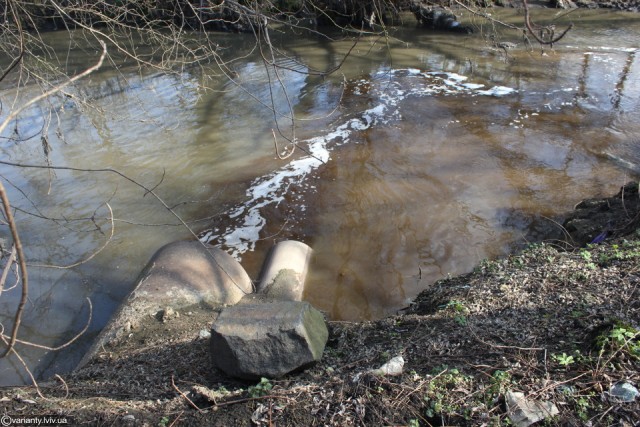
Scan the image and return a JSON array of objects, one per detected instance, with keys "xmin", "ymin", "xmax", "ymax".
[{"xmin": 1, "ymin": 183, "xmax": 639, "ymax": 426}]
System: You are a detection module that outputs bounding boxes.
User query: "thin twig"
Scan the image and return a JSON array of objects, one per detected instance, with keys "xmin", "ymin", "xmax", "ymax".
[
  {"xmin": 171, "ymin": 375, "xmax": 204, "ymax": 413},
  {"xmin": 0, "ymin": 160, "xmax": 247, "ymax": 293},
  {"xmin": 0, "ymin": 181, "xmax": 29, "ymax": 358},
  {"xmin": 0, "ymin": 297, "xmax": 93, "ymax": 351},
  {"xmin": 212, "ymin": 394, "xmax": 294, "ymax": 408},
  {"xmin": 0, "ymin": 40, "xmax": 107, "ymax": 137},
  {"xmin": 168, "ymin": 411, "xmax": 184, "ymax": 427},
  {"xmin": 0, "ymin": 333, "xmax": 46, "ymax": 399},
  {"xmin": 0, "ymin": 0, "xmax": 25, "ymax": 83},
  {"xmin": 0, "ymin": 245, "xmax": 17, "ymax": 297},
  {"xmin": 54, "ymin": 374, "xmax": 70, "ymax": 399},
  {"xmin": 28, "ymin": 203, "xmax": 114, "ymax": 269}
]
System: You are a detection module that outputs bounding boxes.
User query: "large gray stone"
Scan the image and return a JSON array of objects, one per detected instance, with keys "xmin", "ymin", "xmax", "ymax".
[
  {"xmin": 257, "ymin": 240, "xmax": 313, "ymax": 301},
  {"xmin": 210, "ymin": 300, "xmax": 328, "ymax": 380}
]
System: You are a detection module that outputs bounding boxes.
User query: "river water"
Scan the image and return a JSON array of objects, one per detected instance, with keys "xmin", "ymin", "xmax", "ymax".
[{"xmin": 1, "ymin": 9, "xmax": 639, "ymax": 385}]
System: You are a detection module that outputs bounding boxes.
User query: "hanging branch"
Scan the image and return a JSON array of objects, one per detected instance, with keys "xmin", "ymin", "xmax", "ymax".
[
  {"xmin": 28, "ymin": 203, "xmax": 115, "ymax": 270},
  {"xmin": 523, "ymin": 0, "xmax": 573, "ymax": 47},
  {"xmin": 0, "ymin": 181, "xmax": 29, "ymax": 358},
  {"xmin": 0, "ymin": 41, "xmax": 108, "ymax": 137},
  {"xmin": 0, "ymin": 40, "xmax": 107, "ymax": 359},
  {"xmin": 452, "ymin": 0, "xmax": 572, "ymax": 49},
  {"xmin": 0, "ymin": 160, "xmax": 248, "ymax": 294},
  {"xmin": 0, "ymin": 0, "xmax": 25, "ymax": 83}
]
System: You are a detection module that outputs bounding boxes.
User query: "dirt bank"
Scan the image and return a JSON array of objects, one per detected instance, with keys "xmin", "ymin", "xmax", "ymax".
[{"xmin": 1, "ymin": 183, "xmax": 639, "ymax": 426}]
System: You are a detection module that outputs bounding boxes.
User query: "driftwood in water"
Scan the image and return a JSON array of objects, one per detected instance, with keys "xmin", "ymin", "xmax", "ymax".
[{"xmin": 410, "ymin": 2, "xmax": 474, "ymax": 33}]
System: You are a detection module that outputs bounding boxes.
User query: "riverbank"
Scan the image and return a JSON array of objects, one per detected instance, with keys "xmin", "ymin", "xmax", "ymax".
[
  {"xmin": 1, "ymin": 182, "xmax": 638, "ymax": 425},
  {"xmin": 13, "ymin": 0, "xmax": 640, "ymax": 34}
]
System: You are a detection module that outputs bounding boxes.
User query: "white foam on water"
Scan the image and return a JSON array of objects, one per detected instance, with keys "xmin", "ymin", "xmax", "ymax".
[
  {"xmin": 476, "ymin": 86, "xmax": 517, "ymax": 97},
  {"xmin": 199, "ymin": 68, "xmax": 516, "ymax": 258}
]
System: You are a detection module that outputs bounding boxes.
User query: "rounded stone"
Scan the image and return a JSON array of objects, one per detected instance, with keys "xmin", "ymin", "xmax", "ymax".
[{"xmin": 136, "ymin": 240, "xmax": 253, "ymax": 306}]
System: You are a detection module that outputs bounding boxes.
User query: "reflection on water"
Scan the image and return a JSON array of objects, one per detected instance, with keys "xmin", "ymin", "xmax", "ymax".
[{"xmin": 1, "ymin": 10, "xmax": 640, "ymax": 384}]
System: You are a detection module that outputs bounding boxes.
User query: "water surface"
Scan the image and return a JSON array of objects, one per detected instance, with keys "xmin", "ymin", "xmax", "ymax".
[{"xmin": 1, "ymin": 9, "xmax": 639, "ymax": 384}]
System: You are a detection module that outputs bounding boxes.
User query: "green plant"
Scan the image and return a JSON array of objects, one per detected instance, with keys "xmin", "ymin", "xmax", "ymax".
[
  {"xmin": 610, "ymin": 325, "xmax": 640, "ymax": 356},
  {"xmin": 578, "ymin": 249, "xmax": 597, "ymax": 269},
  {"xmin": 579, "ymin": 248, "xmax": 592, "ymax": 261},
  {"xmin": 570, "ymin": 309, "xmax": 585, "ymax": 318},
  {"xmin": 597, "ymin": 244, "xmax": 627, "ymax": 266},
  {"xmin": 598, "ymin": 323, "xmax": 640, "ymax": 358},
  {"xmin": 439, "ymin": 300, "xmax": 469, "ymax": 326},
  {"xmin": 610, "ymin": 325, "xmax": 638, "ymax": 343},
  {"xmin": 512, "ymin": 256, "xmax": 524, "ymax": 268},
  {"xmin": 408, "ymin": 419, "xmax": 420, "ymax": 427},
  {"xmin": 487, "ymin": 370, "xmax": 511, "ymax": 396},
  {"xmin": 158, "ymin": 416, "xmax": 169, "ymax": 427},
  {"xmin": 454, "ymin": 315, "xmax": 467, "ymax": 326},
  {"xmin": 441, "ymin": 300, "xmax": 466, "ymax": 312},
  {"xmin": 423, "ymin": 367, "xmax": 469, "ymax": 418},
  {"xmin": 570, "ymin": 393, "xmax": 597, "ymax": 421},
  {"xmin": 476, "ymin": 258, "xmax": 498, "ymax": 274},
  {"xmin": 552, "ymin": 352, "xmax": 575, "ymax": 367},
  {"xmin": 248, "ymin": 377, "xmax": 273, "ymax": 398}
]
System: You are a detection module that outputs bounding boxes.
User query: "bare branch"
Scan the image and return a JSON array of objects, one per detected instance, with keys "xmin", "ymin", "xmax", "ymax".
[
  {"xmin": 28, "ymin": 203, "xmax": 114, "ymax": 270},
  {"xmin": 0, "ymin": 181, "xmax": 29, "ymax": 358},
  {"xmin": 0, "ymin": 246, "xmax": 17, "ymax": 298},
  {"xmin": 0, "ymin": 298, "xmax": 93, "ymax": 352},
  {"xmin": 0, "ymin": 0, "xmax": 25, "ymax": 83},
  {"xmin": 0, "ymin": 160, "xmax": 248, "ymax": 294},
  {"xmin": 0, "ymin": 40, "xmax": 108, "ymax": 137},
  {"xmin": 523, "ymin": 0, "xmax": 573, "ymax": 47}
]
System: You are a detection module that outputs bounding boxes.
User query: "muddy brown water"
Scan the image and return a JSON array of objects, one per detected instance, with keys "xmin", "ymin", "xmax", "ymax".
[{"xmin": 1, "ymin": 10, "xmax": 639, "ymax": 384}]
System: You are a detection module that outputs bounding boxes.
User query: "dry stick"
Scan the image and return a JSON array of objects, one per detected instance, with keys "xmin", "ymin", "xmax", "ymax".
[
  {"xmin": 0, "ymin": 245, "xmax": 17, "ymax": 297},
  {"xmin": 171, "ymin": 375, "xmax": 204, "ymax": 413},
  {"xmin": 0, "ymin": 41, "xmax": 105, "ymax": 354},
  {"xmin": 0, "ymin": 0, "xmax": 25, "ymax": 83},
  {"xmin": 523, "ymin": 0, "xmax": 573, "ymax": 47},
  {"xmin": 0, "ymin": 41, "xmax": 107, "ymax": 137},
  {"xmin": 0, "ymin": 302, "xmax": 90, "ymax": 399},
  {"xmin": 168, "ymin": 411, "xmax": 184, "ymax": 427},
  {"xmin": 211, "ymin": 394, "xmax": 294, "ymax": 409},
  {"xmin": 4, "ymin": 187, "xmax": 225, "ymax": 228},
  {"xmin": 258, "ymin": 19, "xmax": 298, "ymax": 160},
  {"xmin": 1, "ymin": 263, "xmax": 20, "ymax": 294},
  {"xmin": 213, "ymin": 8, "xmax": 354, "ymax": 123},
  {"xmin": 0, "ymin": 297, "xmax": 93, "ymax": 352},
  {"xmin": 54, "ymin": 374, "xmax": 70, "ymax": 399},
  {"xmin": 469, "ymin": 324, "xmax": 545, "ymax": 352},
  {"xmin": 540, "ymin": 214, "xmax": 575, "ymax": 247},
  {"xmin": 0, "ymin": 160, "xmax": 247, "ymax": 294},
  {"xmin": 0, "ymin": 333, "xmax": 46, "ymax": 399},
  {"xmin": 451, "ymin": 0, "xmax": 520, "ymax": 31},
  {"xmin": 595, "ymin": 330, "xmax": 640, "ymax": 378},
  {"xmin": 529, "ymin": 371, "xmax": 589, "ymax": 399},
  {"xmin": 592, "ymin": 404, "xmax": 615, "ymax": 425},
  {"xmin": 47, "ymin": 1, "xmax": 199, "ymax": 72},
  {"xmin": 0, "ymin": 181, "xmax": 29, "ymax": 359}
]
